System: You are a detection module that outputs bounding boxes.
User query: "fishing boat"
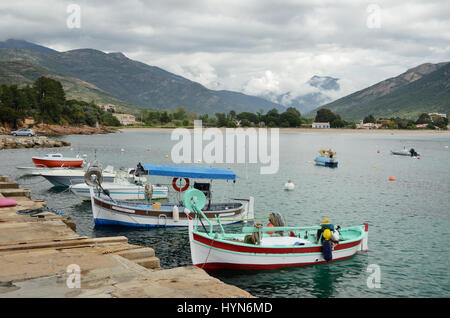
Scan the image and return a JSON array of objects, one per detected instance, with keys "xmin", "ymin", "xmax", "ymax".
[
  {"xmin": 31, "ymin": 153, "xmax": 84, "ymax": 168},
  {"xmin": 86, "ymin": 164, "xmax": 254, "ymax": 228},
  {"xmin": 391, "ymin": 148, "xmax": 420, "ymax": 157},
  {"xmin": 16, "ymin": 165, "xmax": 79, "ymax": 176},
  {"xmin": 70, "ymin": 171, "xmax": 169, "ymax": 201},
  {"xmin": 184, "ymin": 189, "xmax": 368, "ymax": 270},
  {"xmin": 40, "ymin": 163, "xmax": 116, "ymax": 187},
  {"xmin": 314, "ymin": 149, "xmax": 338, "ymax": 167}
]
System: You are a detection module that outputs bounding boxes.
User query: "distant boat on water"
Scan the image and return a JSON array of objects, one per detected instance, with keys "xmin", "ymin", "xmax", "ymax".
[
  {"xmin": 391, "ymin": 148, "xmax": 420, "ymax": 157},
  {"xmin": 314, "ymin": 149, "xmax": 338, "ymax": 167}
]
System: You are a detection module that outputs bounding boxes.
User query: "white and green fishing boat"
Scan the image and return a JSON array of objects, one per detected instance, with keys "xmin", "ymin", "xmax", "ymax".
[{"xmin": 184, "ymin": 189, "xmax": 369, "ymax": 271}]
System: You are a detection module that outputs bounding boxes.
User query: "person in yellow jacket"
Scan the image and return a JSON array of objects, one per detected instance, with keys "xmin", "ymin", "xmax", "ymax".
[{"xmin": 315, "ymin": 217, "xmax": 335, "ymax": 244}]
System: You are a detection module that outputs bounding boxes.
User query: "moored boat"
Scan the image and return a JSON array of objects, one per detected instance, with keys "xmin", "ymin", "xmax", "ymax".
[
  {"xmin": 70, "ymin": 176, "xmax": 169, "ymax": 201},
  {"xmin": 32, "ymin": 153, "xmax": 84, "ymax": 168},
  {"xmin": 40, "ymin": 163, "xmax": 116, "ymax": 187},
  {"xmin": 87, "ymin": 164, "xmax": 254, "ymax": 228},
  {"xmin": 184, "ymin": 189, "xmax": 368, "ymax": 270},
  {"xmin": 391, "ymin": 148, "xmax": 420, "ymax": 157},
  {"xmin": 314, "ymin": 149, "xmax": 338, "ymax": 167}
]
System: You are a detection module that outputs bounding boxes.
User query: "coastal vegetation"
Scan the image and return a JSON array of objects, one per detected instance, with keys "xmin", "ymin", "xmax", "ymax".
[
  {"xmin": 135, "ymin": 107, "xmax": 446, "ymax": 130},
  {"xmin": 0, "ymin": 77, "xmax": 120, "ymax": 129}
]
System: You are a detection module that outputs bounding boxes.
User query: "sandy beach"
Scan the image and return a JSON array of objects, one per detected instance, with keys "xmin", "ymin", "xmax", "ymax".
[{"xmin": 120, "ymin": 127, "xmax": 450, "ymax": 135}]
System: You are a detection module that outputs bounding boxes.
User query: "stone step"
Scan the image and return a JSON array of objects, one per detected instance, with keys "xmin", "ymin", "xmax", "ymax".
[
  {"xmin": 0, "ymin": 181, "xmax": 19, "ymax": 189},
  {"xmin": 0, "ymin": 188, "xmax": 30, "ymax": 198},
  {"xmin": 0, "ymin": 236, "xmax": 129, "ymax": 253},
  {"xmin": 0, "ymin": 176, "xmax": 8, "ymax": 182},
  {"xmin": 134, "ymin": 256, "xmax": 160, "ymax": 269},
  {"xmin": 117, "ymin": 247, "xmax": 155, "ymax": 260}
]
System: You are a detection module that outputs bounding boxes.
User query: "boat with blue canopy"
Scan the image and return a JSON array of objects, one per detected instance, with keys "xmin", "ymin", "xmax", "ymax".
[{"xmin": 87, "ymin": 163, "xmax": 254, "ymax": 228}]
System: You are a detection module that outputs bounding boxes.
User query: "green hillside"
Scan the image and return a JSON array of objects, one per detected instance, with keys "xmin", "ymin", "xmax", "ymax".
[
  {"xmin": 310, "ymin": 62, "xmax": 450, "ymax": 120},
  {"xmin": 0, "ymin": 43, "xmax": 284, "ymax": 115},
  {"xmin": 0, "ymin": 59, "xmax": 133, "ymax": 112}
]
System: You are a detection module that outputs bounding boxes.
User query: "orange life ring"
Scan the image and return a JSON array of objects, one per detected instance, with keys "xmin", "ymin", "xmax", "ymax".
[{"xmin": 172, "ymin": 177, "xmax": 190, "ymax": 192}]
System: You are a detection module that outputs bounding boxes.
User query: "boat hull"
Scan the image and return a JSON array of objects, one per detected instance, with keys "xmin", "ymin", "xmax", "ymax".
[
  {"xmin": 32, "ymin": 157, "xmax": 84, "ymax": 168},
  {"xmin": 314, "ymin": 156, "xmax": 338, "ymax": 167},
  {"xmin": 90, "ymin": 190, "xmax": 253, "ymax": 228},
  {"xmin": 188, "ymin": 223, "xmax": 368, "ymax": 271},
  {"xmin": 41, "ymin": 172, "xmax": 115, "ymax": 187},
  {"xmin": 391, "ymin": 151, "xmax": 419, "ymax": 157},
  {"xmin": 70, "ymin": 183, "xmax": 169, "ymax": 200}
]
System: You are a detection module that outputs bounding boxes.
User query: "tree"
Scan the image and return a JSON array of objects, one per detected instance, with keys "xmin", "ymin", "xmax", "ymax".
[
  {"xmin": 237, "ymin": 112, "xmax": 259, "ymax": 125},
  {"xmin": 416, "ymin": 113, "xmax": 432, "ymax": 124},
  {"xmin": 0, "ymin": 105, "xmax": 20, "ymax": 127},
  {"xmin": 264, "ymin": 108, "xmax": 280, "ymax": 127},
  {"xmin": 280, "ymin": 107, "xmax": 302, "ymax": 127},
  {"xmin": 39, "ymin": 97, "xmax": 63, "ymax": 124},
  {"xmin": 34, "ymin": 77, "xmax": 65, "ymax": 105},
  {"xmin": 315, "ymin": 108, "xmax": 337, "ymax": 123},
  {"xmin": 215, "ymin": 113, "xmax": 229, "ymax": 127},
  {"xmin": 173, "ymin": 106, "xmax": 186, "ymax": 120},
  {"xmin": 363, "ymin": 114, "xmax": 376, "ymax": 123},
  {"xmin": 160, "ymin": 111, "xmax": 170, "ymax": 123}
]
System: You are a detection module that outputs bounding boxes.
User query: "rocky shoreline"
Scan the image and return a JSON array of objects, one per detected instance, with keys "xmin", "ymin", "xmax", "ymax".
[
  {"xmin": 0, "ymin": 123, "xmax": 118, "ymax": 137},
  {"xmin": 31, "ymin": 124, "xmax": 118, "ymax": 136},
  {"xmin": 0, "ymin": 136, "xmax": 71, "ymax": 150}
]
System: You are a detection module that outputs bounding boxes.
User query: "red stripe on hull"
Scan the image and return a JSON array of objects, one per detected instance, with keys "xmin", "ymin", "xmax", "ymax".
[
  {"xmin": 32, "ymin": 158, "xmax": 83, "ymax": 168},
  {"xmin": 193, "ymin": 233, "xmax": 361, "ymax": 254},
  {"xmin": 196, "ymin": 255, "xmax": 355, "ymax": 271}
]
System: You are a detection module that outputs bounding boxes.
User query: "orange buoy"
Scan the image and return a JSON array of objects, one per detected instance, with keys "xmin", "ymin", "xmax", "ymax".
[
  {"xmin": 389, "ymin": 176, "xmax": 396, "ymax": 181},
  {"xmin": 267, "ymin": 223, "xmax": 275, "ymax": 235},
  {"xmin": 417, "ymin": 156, "xmax": 421, "ymax": 160}
]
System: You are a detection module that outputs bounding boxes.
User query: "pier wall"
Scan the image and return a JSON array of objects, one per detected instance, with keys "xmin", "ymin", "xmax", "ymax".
[{"xmin": 0, "ymin": 176, "xmax": 252, "ymax": 298}]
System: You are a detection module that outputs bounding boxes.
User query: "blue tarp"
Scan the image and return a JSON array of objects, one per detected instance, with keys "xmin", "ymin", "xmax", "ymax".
[{"xmin": 142, "ymin": 164, "xmax": 238, "ymax": 180}]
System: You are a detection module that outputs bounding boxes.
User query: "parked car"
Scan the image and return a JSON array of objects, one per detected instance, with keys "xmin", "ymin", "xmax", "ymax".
[{"xmin": 10, "ymin": 129, "xmax": 35, "ymax": 136}]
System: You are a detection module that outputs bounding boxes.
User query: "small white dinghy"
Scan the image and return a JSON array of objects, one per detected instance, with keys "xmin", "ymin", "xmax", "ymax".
[{"xmin": 70, "ymin": 172, "xmax": 168, "ymax": 201}]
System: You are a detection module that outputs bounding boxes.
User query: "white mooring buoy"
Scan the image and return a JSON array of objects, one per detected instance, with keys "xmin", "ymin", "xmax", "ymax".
[{"xmin": 284, "ymin": 180, "xmax": 295, "ymax": 191}]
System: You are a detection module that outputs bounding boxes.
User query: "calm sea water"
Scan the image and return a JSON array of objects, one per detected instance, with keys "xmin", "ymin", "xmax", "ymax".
[{"xmin": 1, "ymin": 130, "xmax": 449, "ymax": 298}]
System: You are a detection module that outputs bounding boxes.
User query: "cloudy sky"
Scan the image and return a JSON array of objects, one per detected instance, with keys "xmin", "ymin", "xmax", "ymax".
[{"xmin": 1, "ymin": 0, "xmax": 449, "ymax": 101}]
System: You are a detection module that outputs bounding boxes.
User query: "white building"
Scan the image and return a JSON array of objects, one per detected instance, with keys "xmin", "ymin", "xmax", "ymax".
[
  {"xmin": 428, "ymin": 113, "xmax": 447, "ymax": 118},
  {"xmin": 312, "ymin": 122, "xmax": 330, "ymax": 128},
  {"xmin": 113, "ymin": 113, "xmax": 137, "ymax": 125}
]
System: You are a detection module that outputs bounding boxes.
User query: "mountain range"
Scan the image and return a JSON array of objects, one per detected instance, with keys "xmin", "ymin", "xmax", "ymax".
[
  {"xmin": 311, "ymin": 62, "xmax": 450, "ymax": 120},
  {"xmin": 262, "ymin": 75, "xmax": 340, "ymax": 114},
  {"xmin": 0, "ymin": 39, "xmax": 284, "ymax": 115},
  {"xmin": 0, "ymin": 39, "xmax": 448, "ymax": 120}
]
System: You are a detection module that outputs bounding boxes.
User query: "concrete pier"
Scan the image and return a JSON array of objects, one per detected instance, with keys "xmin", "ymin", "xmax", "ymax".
[{"xmin": 0, "ymin": 176, "xmax": 253, "ymax": 298}]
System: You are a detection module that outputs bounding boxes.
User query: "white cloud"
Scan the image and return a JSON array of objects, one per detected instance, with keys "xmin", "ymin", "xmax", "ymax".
[{"xmin": 0, "ymin": 0, "xmax": 449, "ymax": 105}]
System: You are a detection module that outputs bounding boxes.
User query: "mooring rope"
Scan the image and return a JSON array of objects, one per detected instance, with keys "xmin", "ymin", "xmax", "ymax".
[{"xmin": 16, "ymin": 206, "xmax": 65, "ymax": 216}]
